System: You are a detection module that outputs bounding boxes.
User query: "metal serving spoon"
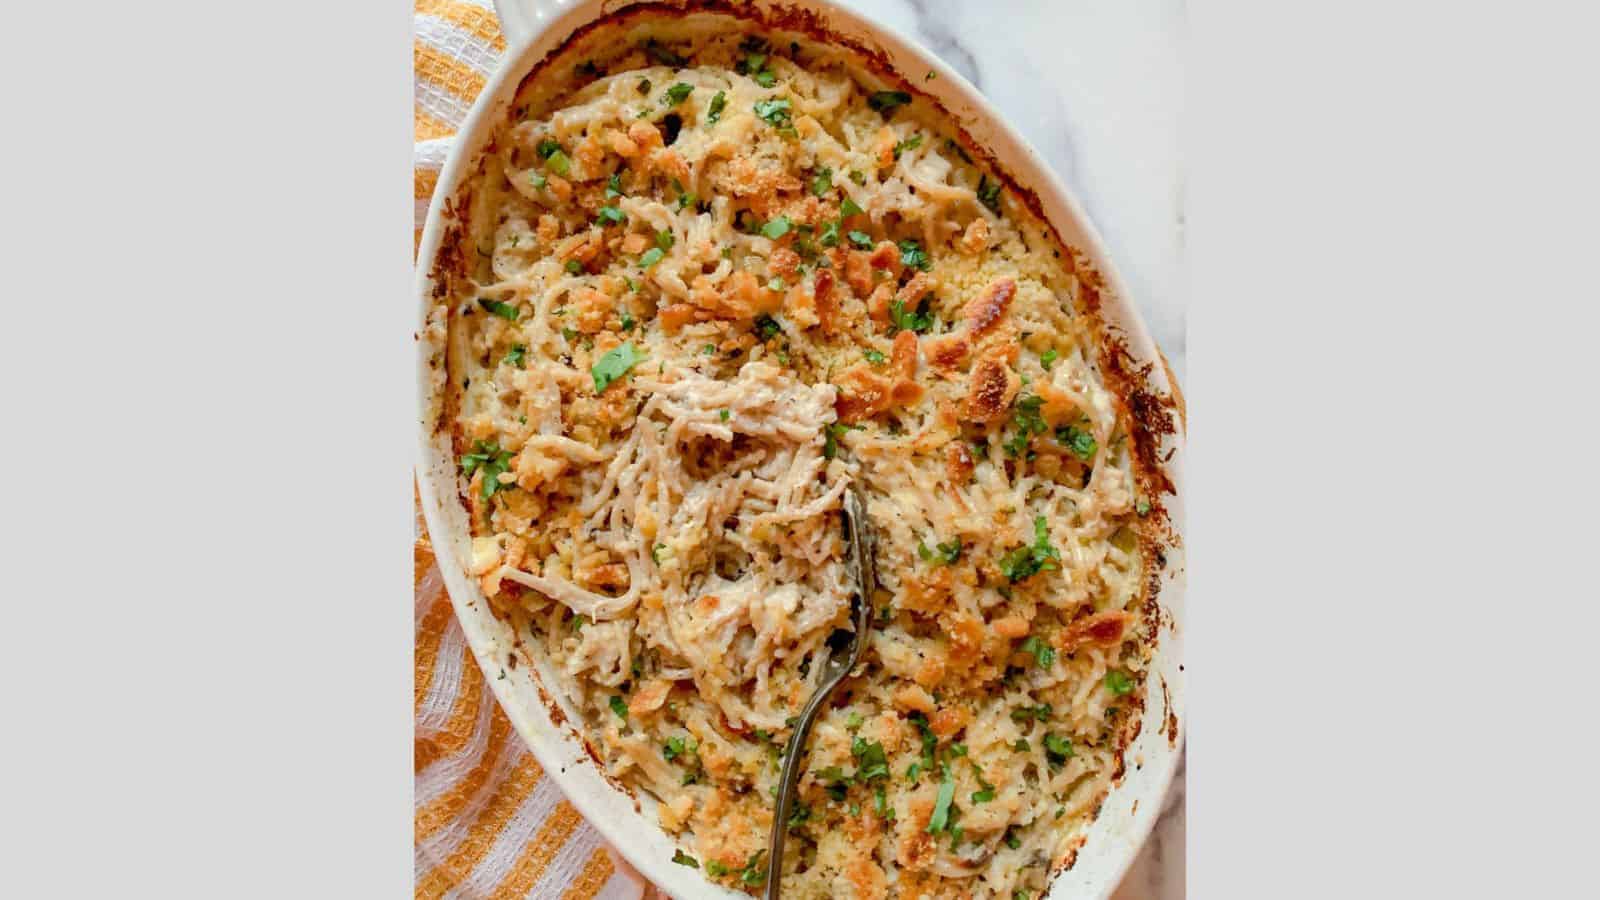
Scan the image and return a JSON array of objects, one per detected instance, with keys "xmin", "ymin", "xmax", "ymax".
[{"xmin": 763, "ymin": 484, "xmax": 877, "ymax": 900}]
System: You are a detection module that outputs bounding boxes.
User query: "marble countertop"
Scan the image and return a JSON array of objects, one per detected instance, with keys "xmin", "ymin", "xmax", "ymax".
[{"xmin": 841, "ymin": 4, "xmax": 1186, "ymax": 897}]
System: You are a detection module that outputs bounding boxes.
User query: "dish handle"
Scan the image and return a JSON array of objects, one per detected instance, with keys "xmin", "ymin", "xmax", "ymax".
[{"xmin": 491, "ymin": 0, "xmax": 579, "ymax": 50}]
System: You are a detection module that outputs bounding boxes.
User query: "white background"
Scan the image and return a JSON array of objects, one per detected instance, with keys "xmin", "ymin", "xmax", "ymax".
[{"xmin": 2, "ymin": 0, "xmax": 1598, "ymax": 896}]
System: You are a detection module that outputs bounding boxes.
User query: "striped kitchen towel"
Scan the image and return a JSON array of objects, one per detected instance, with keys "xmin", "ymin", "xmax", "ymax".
[{"xmin": 413, "ymin": 3, "xmax": 656, "ymax": 897}]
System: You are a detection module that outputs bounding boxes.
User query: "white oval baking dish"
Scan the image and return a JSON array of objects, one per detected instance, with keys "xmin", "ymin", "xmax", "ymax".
[{"xmin": 417, "ymin": 2, "xmax": 1185, "ymax": 896}]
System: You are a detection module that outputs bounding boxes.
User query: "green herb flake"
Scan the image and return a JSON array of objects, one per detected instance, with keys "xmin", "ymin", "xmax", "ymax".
[
  {"xmin": 849, "ymin": 169, "xmax": 866, "ymax": 185},
  {"xmin": 818, "ymin": 220, "xmax": 841, "ymax": 247},
  {"xmin": 810, "ymin": 168, "xmax": 833, "ymax": 198},
  {"xmin": 977, "ymin": 174, "xmax": 1003, "ymax": 213},
  {"xmin": 459, "ymin": 440, "xmax": 514, "ymax": 501},
  {"xmin": 893, "ymin": 133, "xmax": 924, "ymax": 159},
  {"xmin": 753, "ymin": 97, "xmax": 793, "ymax": 129},
  {"xmin": 591, "ymin": 341, "xmax": 645, "ymax": 393},
  {"xmin": 608, "ymin": 695, "xmax": 628, "ymax": 720},
  {"xmin": 840, "ymin": 197, "xmax": 865, "ymax": 218},
  {"xmin": 898, "ymin": 239, "xmax": 932, "ymax": 271},
  {"xmin": 847, "ymin": 230, "xmax": 875, "ymax": 250},
  {"xmin": 535, "ymin": 139, "xmax": 561, "ymax": 159},
  {"xmin": 846, "ymin": 711, "xmax": 864, "ymax": 730},
  {"xmin": 564, "ymin": 259, "xmax": 585, "ymax": 275},
  {"xmin": 926, "ymin": 765, "xmax": 956, "ymax": 833},
  {"xmin": 642, "ymin": 38, "xmax": 687, "ymax": 67},
  {"xmin": 868, "ymin": 90, "xmax": 912, "ymax": 114},
  {"xmin": 864, "ymin": 348, "xmax": 887, "ymax": 366},
  {"xmin": 655, "ymin": 230, "xmax": 675, "ymax": 252},
  {"xmin": 761, "ymin": 215, "xmax": 792, "ymax": 239},
  {"xmin": 1056, "ymin": 424, "xmax": 1098, "ymax": 461},
  {"xmin": 595, "ymin": 205, "xmax": 626, "ymax": 226},
  {"xmin": 1040, "ymin": 348, "xmax": 1059, "ymax": 370},
  {"xmin": 663, "ymin": 82, "xmax": 693, "ymax": 105},
  {"xmin": 545, "ymin": 150, "xmax": 570, "ymax": 176},
  {"xmin": 638, "ymin": 247, "xmax": 665, "ymax": 269},
  {"xmin": 889, "ymin": 297, "xmax": 934, "ymax": 335},
  {"xmin": 719, "ymin": 409, "xmax": 730, "ymax": 422},
  {"xmin": 671, "ymin": 849, "xmax": 699, "ymax": 868},
  {"xmin": 705, "ymin": 860, "xmax": 730, "ymax": 877},
  {"xmin": 1020, "ymin": 635, "xmax": 1056, "ymax": 669},
  {"xmin": 502, "ymin": 344, "xmax": 527, "ymax": 368},
  {"xmin": 529, "ymin": 172, "xmax": 547, "ymax": 189},
  {"xmin": 477, "ymin": 298, "xmax": 519, "ymax": 321},
  {"xmin": 1044, "ymin": 733, "xmax": 1074, "ymax": 760},
  {"xmin": 1136, "ymin": 497, "xmax": 1152, "ymax": 517},
  {"xmin": 707, "ymin": 90, "xmax": 727, "ymax": 122},
  {"xmin": 1105, "ymin": 670, "xmax": 1135, "ymax": 696}
]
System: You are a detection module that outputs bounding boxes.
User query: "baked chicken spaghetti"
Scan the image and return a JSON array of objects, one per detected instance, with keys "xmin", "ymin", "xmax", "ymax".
[{"xmin": 428, "ymin": 10, "xmax": 1165, "ymax": 898}]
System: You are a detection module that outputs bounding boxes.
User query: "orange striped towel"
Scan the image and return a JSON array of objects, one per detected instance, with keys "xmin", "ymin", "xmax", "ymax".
[{"xmin": 413, "ymin": 3, "xmax": 656, "ymax": 897}]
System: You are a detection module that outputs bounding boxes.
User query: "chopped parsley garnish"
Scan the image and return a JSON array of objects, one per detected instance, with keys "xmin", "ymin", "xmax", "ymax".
[
  {"xmin": 1013, "ymin": 738, "xmax": 1030, "ymax": 752},
  {"xmin": 874, "ymin": 784, "xmax": 891, "ymax": 818},
  {"xmin": 655, "ymin": 230, "xmax": 675, "ymax": 252},
  {"xmin": 608, "ymin": 695, "xmax": 628, "ymax": 720},
  {"xmin": 1005, "ymin": 831, "xmax": 1022, "ymax": 850},
  {"xmin": 893, "ymin": 133, "xmax": 924, "ymax": 159},
  {"xmin": 753, "ymin": 97, "xmax": 793, "ymax": 130},
  {"xmin": 605, "ymin": 172, "xmax": 623, "ymax": 198},
  {"xmin": 847, "ymin": 230, "xmax": 874, "ymax": 250},
  {"xmin": 707, "ymin": 90, "xmax": 727, "ymax": 122},
  {"xmin": 868, "ymin": 90, "xmax": 912, "ymax": 113},
  {"xmin": 642, "ymin": 39, "xmax": 687, "ymax": 67},
  {"xmin": 535, "ymin": 139, "xmax": 561, "ymax": 159},
  {"xmin": 620, "ymin": 312, "xmax": 636, "ymax": 332},
  {"xmin": 840, "ymin": 197, "xmax": 865, "ymax": 217},
  {"xmin": 1136, "ymin": 497, "xmax": 1152, "ymax": 517},
  {"xmin": 817, "ymin": 221, "xmax": 841, "ymax": 247},
  {"xmin": 971, "ymin": 767, "xmax": 997, "ymax": 804},
  {"xmin": 1105, "ymin": 670, "xmax": 1135, "ymax": 696},
  {"xmin": 676, "ymin": 191, "xmax": 697, "ymax": 211},
  {"xmin": 1020, "ymin": 635, "xmax": 1056, "ymax": 669},
  {"xmin": 898, "ymin": 238, "xmax": 932, "ymax": 271},
  {"xmin": 925, "ymin": 764, "xmax": 956, "ymax": 833},
  {"xmin": 753, "ymin": 68, "xmax": 777, "ymax": 88},
  {"xmin": 738, "ymin": 851, "xmax": 767, "ymax": 886},
  {"xmin": 637, "ymin": 247, "xmax": 665, "ymax": 269},
  {"xmin": 1044, "ymin": 733, "xmax": 1074, "ymax": 761},
  {"xmin": 663, "ymin": 736, "xmax": 686, "ymax": 760},
  {"xmin": 502, "ymin": 343, "xmax": 527, "ymax": 368},
  {"xmin": 761, "ymin": 215, "xmax": 792, "ymax": 239},
  {"xmin": 849, "ymin": 169, "xmax": 867, "ymax": 185},
  {"xmin": 477, "ymin": 297, "xmax": 519, "ymax": 320},
  {"xmin": 786, "ymin": 801, "xmax": 812, "ymax": 830},
  {"xmin": 662, "ymin": 82, "xmax": 693, "ymax": 105},
  {"xmin": 889, "ymin": 297, "xmax": 934, "ymax": 334},
  {"xmin": 852, "ymin": 737, "xmax": 891, "ymax": 781},
  {"xmin": 846, "ymin": 711, "xmax": 864, "ymax": 730},
  {"xmin": 998, "ymin": 516, "xmax": 1060, "ymax": 582},
  {"xmin": 754, "ymin": 314, "xmax": 782, "ymax": 340},
  {"xmin": 459, "ymin": 440, "xmax": 514, "ymax": 501},
  {"xmin": 705, "ymin": 860, "xmax": 730, "ymax": 877},
  {"xmin": 1010, "ymin": 703, "xmax": 1052, "ymax": 723},
  {"xmin": 545, "ymin": 150, "xmax": 570, "ymax": 176},
  {"xmin": 671, "ymin": 849, "xmax": 698, "ymax": 868},
  {"xmin": 591, "ymin": 341, "xmax": 645, "ymax": 393},
  {"xmin": 811, "ymin": 167, "xmax": 832, "ymax": 196},
  {"xmin": 1040, "ymin": 348, "xmax": 1059, "ymax": 370},
  {"xmin": 917, "ymin": 539, "xmax": 962, "ymax": 565},
  {"xmin": 719, "ymin": 409, "xmax": 730, "ymax": 422},
  {"xmin": 564, "ymin": 259, "xmax": 585, "ymax": 275},
  {"xmin": 1056, "ymin": 424, "xmax": 1098, "ymax": 461},
  {"xmin": 1004, "ymin": 395, "xmax": 1048, "ymax": 457},
  {"xmin": 651, "ymin": 543, "xmax": 666, "ymax": 565},
  {"xmin": 977, "ymin": 174, "xmax": 1003, "ymax": 213},
  {"xmin": 822, "ymin": 422, "xmax": 860, "ymax": 459},
  {"xmin": 702, "ymin": 343, "xmax": 717, "ymax": 355},
  {"xmin": 529, "ymin": 172, "xmax": 547, "ymax": 189},
  {"xmin": 595, "ymin": 205, "xmax": 626, "ymax": 226},
  {"xmin": 864, "ymin": 348, "xmax": 887, "ymax": 366}
]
